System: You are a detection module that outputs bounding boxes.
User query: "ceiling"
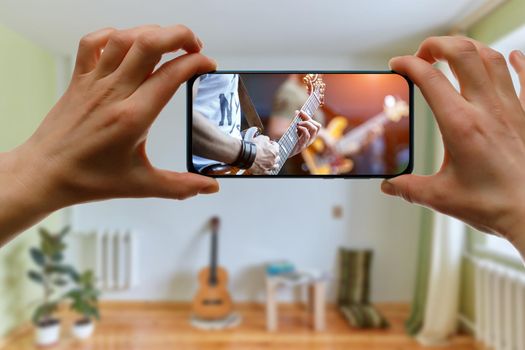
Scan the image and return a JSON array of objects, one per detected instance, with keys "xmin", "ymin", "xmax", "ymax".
[{"xmin": 0, "ymin": 0, "xmax": 489, "ymax": 58}]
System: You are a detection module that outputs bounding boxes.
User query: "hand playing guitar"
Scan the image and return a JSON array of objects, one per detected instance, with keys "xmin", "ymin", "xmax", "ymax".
[
  {"xmin": 268, "ymin": 110, "xmax": 321, "ymax": 157},
  {"xmin": 290, "ymin": 110, "xmax": 322, "ymax": 157},
  {"xmin": 249, "ymin": 111, "xmax": 320, "ymax": 174}
]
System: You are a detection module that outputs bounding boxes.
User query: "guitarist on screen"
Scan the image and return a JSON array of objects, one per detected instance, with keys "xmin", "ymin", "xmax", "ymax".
[{"xmin": 192, "ymin": 74, "xmax": 320, "ymax": 175}]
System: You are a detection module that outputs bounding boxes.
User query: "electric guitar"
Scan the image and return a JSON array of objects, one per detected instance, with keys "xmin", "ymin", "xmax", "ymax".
[
  {"xmin": 302, "ymin": 96, "xmax": 409, "ymax": 175},
  {"xmin": 192, "ymin": 217, "xmax": 233, "ymax": 320},
  {"xmin": 202, "ymin": 74, "xmax": 326, "ymax": 175}
]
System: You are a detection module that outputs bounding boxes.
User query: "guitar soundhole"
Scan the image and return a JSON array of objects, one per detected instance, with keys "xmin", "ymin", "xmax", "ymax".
[{"xmin": 203, "ymin": 299, "xmax": 223, "ymax": 305}]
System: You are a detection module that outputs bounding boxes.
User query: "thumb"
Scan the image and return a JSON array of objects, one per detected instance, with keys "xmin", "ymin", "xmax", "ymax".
[
  {"xmin": 149, "ymin": 169, "xmax": 219, "ymax": 200},
  {"xmin": 381, "ymin": 174, "xmax": 433, "ymax": 205},
  {"xmin": 509, "ymin": 50, "xmax": 525, "ymax": 107}
]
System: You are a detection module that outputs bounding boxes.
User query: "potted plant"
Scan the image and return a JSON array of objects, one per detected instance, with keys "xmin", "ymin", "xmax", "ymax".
[
  {"xmin": 66, "ymin": 269, "xmax": 100, "ymax": 340},
  {"xmin": 28, "ymin": 226, "xmax": 78, "ymax": 346}
]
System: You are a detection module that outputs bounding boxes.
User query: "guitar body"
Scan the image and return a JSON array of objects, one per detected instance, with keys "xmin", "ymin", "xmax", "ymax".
[
  {"xmin": 192, "ymin": 217, "xmax": 233, "ymax": 321},
  {"xmin": 302, "ymin": 116, "xmax": 354, "ymax": 175},
  {"xmin": 192, "ymin": 266, "xmax": 233, "ymax": 320},
  {"xmin": 301, "ymin": 97, "xmax": 409, "ymax": 175}
]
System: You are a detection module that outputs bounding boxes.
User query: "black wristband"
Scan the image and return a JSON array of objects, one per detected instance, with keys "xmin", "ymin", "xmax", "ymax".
[{"xmin": 232, "ymin": 140, "xmax": 257, "ymax": 169}]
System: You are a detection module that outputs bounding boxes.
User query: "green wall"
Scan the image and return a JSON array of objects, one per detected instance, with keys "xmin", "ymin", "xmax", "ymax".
[
  {"xmin": 469, "ymin": 0, "xmax": 525, "ymax": 44},
  {"xmin": 0, "ymin": 23, "xmax": 59, "ymax": 338},
  {"xmin": 458, "ymin": 0, "xmax": 525, "ymax": 329}
]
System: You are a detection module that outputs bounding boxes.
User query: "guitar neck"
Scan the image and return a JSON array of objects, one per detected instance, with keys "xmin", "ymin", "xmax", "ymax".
[
  {"xmin": 209, "ymin": 230, "xmax": 218, "ymax": 285},
  {"xmin": 335, "ymin": 112, "xmax": 389, "ymax": 155},
  {"xmin": 270, "ymin": 93, "xmax": 321, "ymax": 175}
]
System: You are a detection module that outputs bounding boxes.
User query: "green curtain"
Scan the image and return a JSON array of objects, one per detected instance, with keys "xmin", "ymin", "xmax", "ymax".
[
  {"xmin": 406, "ymin": 0, "xmax": 525, "ymax": 335},
  {"xmin": 404, "ymin": 99, "xmax": 437, "ymax": 335}
]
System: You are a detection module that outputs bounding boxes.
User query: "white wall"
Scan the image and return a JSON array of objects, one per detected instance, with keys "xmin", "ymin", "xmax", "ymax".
[{"xmin": 69, "ymin": 54, "xmax": 424, "ymax": 303}]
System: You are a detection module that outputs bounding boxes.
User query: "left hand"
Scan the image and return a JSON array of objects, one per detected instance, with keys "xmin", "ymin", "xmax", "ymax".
[
  {"xmin": 291, "ymin": 110, "xmax": 321, "ymax": 156},
  {"xmin": 0, "ymin": 25, "xmax": 219, "ymax": 244}
]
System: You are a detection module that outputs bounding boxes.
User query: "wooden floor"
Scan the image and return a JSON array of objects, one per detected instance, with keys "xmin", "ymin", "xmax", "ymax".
[{"xmin": 2, "ymin": 302, "xmax": 480, "ymax": 350}]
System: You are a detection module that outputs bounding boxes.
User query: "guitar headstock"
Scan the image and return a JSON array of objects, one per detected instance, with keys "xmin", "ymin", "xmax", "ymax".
[
  {"xmin": 303, "ymin": 74, "xmax": 326, "ymax": 107},
  {"xmin": 210, "ymin": 216, "xmax": 220, "ymax": 233},
  {"xmin": 383, "ymin": 95, "xmax": 409, "ymax": 122}
]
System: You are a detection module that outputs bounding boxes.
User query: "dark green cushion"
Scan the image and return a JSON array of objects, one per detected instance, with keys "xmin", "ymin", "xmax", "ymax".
[
  {"xmin": 340, "ymin": 304, "xmax": 389, "ymax": 329},
  {"xmin": 337, "ymin": 248, "xmax": 389, "ymax": 329}
]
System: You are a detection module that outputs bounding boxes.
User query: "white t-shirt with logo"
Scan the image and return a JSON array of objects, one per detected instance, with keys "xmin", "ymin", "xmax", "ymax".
[{"xmin": 192, "ymin": 74, "xmax": 242, "ymax": 172}]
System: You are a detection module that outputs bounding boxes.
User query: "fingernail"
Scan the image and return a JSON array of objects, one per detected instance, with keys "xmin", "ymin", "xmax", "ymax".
[
  {"xmin": 381, "ymin": 180, "xmax": 395, "ymax": 195},
  {"xmin": 388, "ymin": 58, "xmax": 396, "ymax": 69},
  {"xmin": 197, "ymin": 36, "xmax": 204, "ymax": 49},
  {"xmin": 388, "ymin": 56, "xmax": 404, "ymax": 69}
]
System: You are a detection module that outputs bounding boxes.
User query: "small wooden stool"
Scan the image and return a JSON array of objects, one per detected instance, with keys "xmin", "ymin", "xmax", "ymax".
[{"xmin": 265, "ymin": 272, "xmax": 328, "ymax": 332}]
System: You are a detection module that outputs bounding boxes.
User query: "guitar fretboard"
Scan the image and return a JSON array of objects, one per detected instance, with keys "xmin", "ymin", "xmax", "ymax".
[
  {"xmin": 209, "ymin": 230, "xmax": 218, "ymax": 285},
  {"xmin": 269, "ymin": 92, "xmax": 321, "ymax": 175}
]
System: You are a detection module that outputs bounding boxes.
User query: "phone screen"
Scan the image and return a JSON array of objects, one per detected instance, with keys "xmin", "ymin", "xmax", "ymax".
[{"xmin": 187, "ymin": 71, "xmax": 413, "ymax": 178}]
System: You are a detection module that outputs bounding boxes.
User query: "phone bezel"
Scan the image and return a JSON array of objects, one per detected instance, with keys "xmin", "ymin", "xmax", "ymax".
[{"xmin": 186, "ymin": 70, "xmax": 414, "ymax": 179}]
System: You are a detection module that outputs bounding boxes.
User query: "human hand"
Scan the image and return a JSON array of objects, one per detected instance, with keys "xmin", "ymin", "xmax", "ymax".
[
  {"xmin": 382, "ymin": 36, "xmax": 525, "ymax": 257},
  {"xmin": 291, "ymin": 110, "xmax": 322, "ymax": 156},
  {"xmin": 249, "ymin": 135, "xmax": 279, "ymax": 174},
  {"xmin": 7, "ymin": 25, "xmax": 219, "ymax": 216}
]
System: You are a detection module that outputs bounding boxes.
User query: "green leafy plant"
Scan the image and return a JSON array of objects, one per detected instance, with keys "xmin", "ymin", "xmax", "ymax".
[
  {"xmin": 28, "ymin": 226, "xmax": 78, "ymax": 325},
  {"xmin": 65, "ymin": 270, "xmax": 100, "ymax": 322}
]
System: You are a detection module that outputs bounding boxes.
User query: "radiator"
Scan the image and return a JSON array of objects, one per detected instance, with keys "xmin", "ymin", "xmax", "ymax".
[
  {"xmin": 473, "ymin": 258, "xmax": 525, "ymax": 350},
  {"xmin": 94, "ymin": 230, "xmax": 139, "ymax": 291}
]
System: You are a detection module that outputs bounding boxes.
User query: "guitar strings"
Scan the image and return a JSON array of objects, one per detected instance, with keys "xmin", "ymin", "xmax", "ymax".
[{"xmin": 271, "ymin": 91, "xmax": 320, "ymax": 175}]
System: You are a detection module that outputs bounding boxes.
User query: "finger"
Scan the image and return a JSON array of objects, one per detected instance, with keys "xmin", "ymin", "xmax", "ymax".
[
  {"xmin": 390, "ymin": 55, "xmax": 467, "ymax": 134},
  {"xmin": 311, "ymin": 119, "xmax": 322, "ymax": 130},
  {"xmin": 148, "ymin": 169, "xmax": 219, "ymax": 200},
  {"xmin": 74, "ymin": 27, "xmax": 116, "ymax": 75},
  {"xmin": 415, "ymin": 36, "xmax": 495, "ymax": 103},
  {"xmin": 298, "ymin": 122, "xmax": 318, "ymax": 146},
  {"xmin": 510, "ymin": 50, "xmax": 525, "ymax": 105},
  {"xmin": 131, "ymin": 53, "xmax": 216, "ymax": 125},
  {"xmin": 477, "ymin": 47, "xmax": 516, "ymax": 97},
  {"xmin": 295, "ymin": 126, "xmax": 309, "ymax": 152},
  {"xmin": 117, "ymin": 25, "xmax": 203, "ymax": 90},
  {"xmin": 381, "ymin": 175, "xmax": 439, "ymax": 206},
  {"xmin": 298, "ymin": 121, "xmax": 319, "ymax": 139},
  {"xmin": 297, "ymin": 110, "xmax": 312, "ymax": 120},
  {"xmin": 95, "ymin": 25, "xmax": 161, "ymax": 78},
  {"xmin": 297, "ymin": 125, "xmax": 310, "ymax": 143}
]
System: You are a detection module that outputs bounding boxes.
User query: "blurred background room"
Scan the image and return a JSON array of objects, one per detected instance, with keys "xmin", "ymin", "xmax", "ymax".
[{"xmin": 0, "ymin": 0, "xmax": 524, "ymax": 349}]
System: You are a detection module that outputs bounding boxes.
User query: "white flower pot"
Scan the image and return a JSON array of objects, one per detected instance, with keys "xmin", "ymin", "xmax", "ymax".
[
  {"xmin": 72, "ymin": 319, "xmax": 94, "ymax": 340},
  {"xmin": 35, "ymin": 320, "xmax": 61, "ymax": 346}
]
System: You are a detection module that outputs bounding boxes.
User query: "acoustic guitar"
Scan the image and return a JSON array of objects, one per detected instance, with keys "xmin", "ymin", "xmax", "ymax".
[
  {"xmin": 202, "ymin": 74, "xmax": 326, "ymax": 175},
  {"xmin": 192, "ymin": 217, "xmax": 233, "ymax": 320},
  {"xmin": 301, "ymin": 96, "xmax": 409, "ymax": 175}
]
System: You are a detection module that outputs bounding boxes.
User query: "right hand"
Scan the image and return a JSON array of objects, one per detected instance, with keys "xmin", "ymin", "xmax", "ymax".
[
  {"xmin": 249, "ymin": 135, "xmax": 280, "ymax": 174},
  {"xmin": 381, "ymin": 36, "xmax": 525, "ymax": 259}
]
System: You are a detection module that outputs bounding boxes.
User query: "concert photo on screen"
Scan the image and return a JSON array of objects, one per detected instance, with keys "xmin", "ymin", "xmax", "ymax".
[{"xmin": 189, "ymin": 72, "xmax": 412, "ymax": 177}]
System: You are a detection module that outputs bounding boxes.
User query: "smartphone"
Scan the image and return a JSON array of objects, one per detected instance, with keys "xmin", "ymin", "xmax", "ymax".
[{"xmin": 187, "ymin": 71, "xmax": 413, "ymax": 178}]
